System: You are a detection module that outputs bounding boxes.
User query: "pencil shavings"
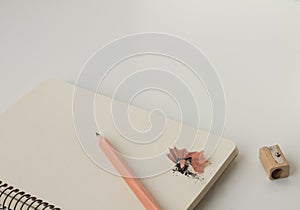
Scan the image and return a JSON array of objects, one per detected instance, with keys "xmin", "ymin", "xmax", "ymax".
[{"xmin": 167, "ymin": 147, "xmax": 209, "ymax": 179}]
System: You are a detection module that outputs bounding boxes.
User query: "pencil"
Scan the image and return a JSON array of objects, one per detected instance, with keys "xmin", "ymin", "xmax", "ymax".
[{"xmin": 96, "ymin": 133, "xmax": 161, "ymax": 210}]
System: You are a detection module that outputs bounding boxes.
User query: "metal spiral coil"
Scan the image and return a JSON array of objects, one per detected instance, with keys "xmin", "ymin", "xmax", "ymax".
[{"xmin": 0, "ymin": 180, "xmax": 60, "ymax": 210}]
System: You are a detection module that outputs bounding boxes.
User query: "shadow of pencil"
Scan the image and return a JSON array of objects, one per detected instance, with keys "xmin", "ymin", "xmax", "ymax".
[{"xmin": 195, "ymin": 155, "xmax": 241, "ymax": 210}]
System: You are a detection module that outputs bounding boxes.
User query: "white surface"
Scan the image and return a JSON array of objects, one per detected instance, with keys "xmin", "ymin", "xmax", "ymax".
[{"xmin": 0, "ymin": 1, "xmax": 299, "ymax": 210}]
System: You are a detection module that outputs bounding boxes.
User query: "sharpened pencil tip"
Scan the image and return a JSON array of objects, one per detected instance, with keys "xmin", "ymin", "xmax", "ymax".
[{"xmin": 96, "ymin": 132, "xmax": 100, "ymax": 136}]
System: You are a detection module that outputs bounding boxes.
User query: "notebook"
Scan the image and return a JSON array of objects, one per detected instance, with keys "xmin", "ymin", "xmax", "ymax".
[{"xmin": 0, "ymin": 79, "xmax": 238, "ymax": 210}]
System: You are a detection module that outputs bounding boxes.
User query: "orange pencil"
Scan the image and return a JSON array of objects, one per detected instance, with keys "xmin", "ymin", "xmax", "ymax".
[{"xmin": 96, "ymin": 133, "xmax": 161, "ymax": 210}]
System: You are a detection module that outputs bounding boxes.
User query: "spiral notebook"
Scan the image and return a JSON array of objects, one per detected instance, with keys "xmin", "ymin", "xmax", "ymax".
[{"xmin": 0, "ymin": 79, "xmax": 238, "ymax": 210}]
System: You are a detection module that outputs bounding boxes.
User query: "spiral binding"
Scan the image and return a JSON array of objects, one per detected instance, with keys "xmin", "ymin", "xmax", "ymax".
[{"xmin": 0, "ymin": 180, "xmax": 60, "ymax": 210}]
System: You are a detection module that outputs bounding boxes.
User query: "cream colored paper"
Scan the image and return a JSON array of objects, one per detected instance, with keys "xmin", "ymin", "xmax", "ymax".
[{"xmin": 0, "ymin": 79, "xmax": 237, "ymax": 210}]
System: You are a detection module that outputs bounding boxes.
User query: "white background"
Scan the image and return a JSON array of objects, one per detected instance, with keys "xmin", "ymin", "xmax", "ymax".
[{"xmin": 0, "ymin": 1, "xmax": 300, "ymax": 210}]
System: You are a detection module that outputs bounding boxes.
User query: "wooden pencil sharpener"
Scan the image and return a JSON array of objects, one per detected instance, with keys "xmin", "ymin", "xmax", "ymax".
[{"xmin": 259, "ymin": 144, "xmax": 290, "ymax": 180}]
